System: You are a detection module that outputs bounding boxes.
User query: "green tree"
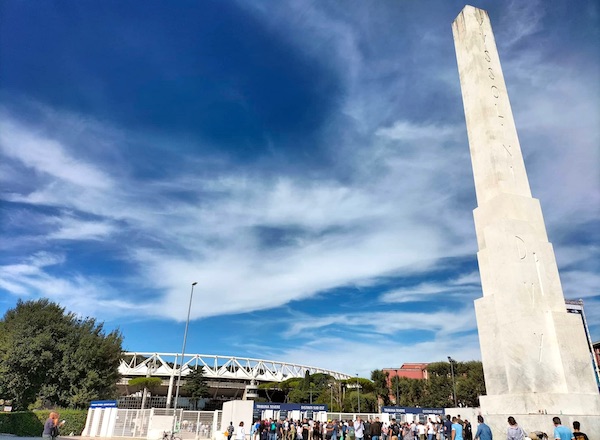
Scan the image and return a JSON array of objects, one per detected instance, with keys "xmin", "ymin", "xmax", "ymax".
[
  {"xmin": 392, "ymin": 377, "xmax": 424, "ymax": 407},
  {"xmin": 455, "ymin": 361, "xmax": 485, "ymax": 407},
  {"xmin": 421, "ymin": 360, "xmax": 486, "ymax": 408},
  {"xmin": 302, "ymin": 371, "xmax": 311, "ymax": 390},
  {"xmin": 128, "ymin": 377, "xmax": 162, "ymax": 409},
  {"xmin": 0, "ymin": 299, "xmax": 123, "ymax": 410},
  {"xmin": 370, "ymin": 370, "xmax": 390, "ymax": 409},
  {"xmin": 288, "ymin": 388, "xmax": 308, "ymax": 403},
  {"xmin": 184, "ymin": 366, "xmax": 210, "ymax": 410}
]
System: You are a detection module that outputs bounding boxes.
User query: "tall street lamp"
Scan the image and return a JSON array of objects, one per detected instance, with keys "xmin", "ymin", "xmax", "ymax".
[
  {"xmin": 173, "ymin": 282, "xmax": 198, "ymax": 425},
  {"xmin": 356, "ymin": 374, "xmax": 360, "ymax": 413},
  {"xmin": 448, "ymin": 356, "xmax": 457, "ymax": 407},
  {"xmin": 395, "ymin": 369, "xmax": 399, "ymax": 406},
  {"xmin": 329, "ymin": 383, "xmax": 333, "ymax": 411}
]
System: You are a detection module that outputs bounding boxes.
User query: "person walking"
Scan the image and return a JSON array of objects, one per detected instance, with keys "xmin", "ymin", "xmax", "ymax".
[
  {"xmin": 571, "ymin": 421, "xmax": 587, "ymax": 440},
  {"xmin": 552, "ymin": 418, "xmax": 573, "ymax": 440},
  {"xmin": 237, "ymin": 422, "xmax": 247, "ymax": 440},
  {"xmin": 347, "ymin": 422, "xmax": 356, "ymax": 440},
  {"xmin": 506, "ymin": 417, "xmax": 525, "ymax": 440},
  {"xmin": 451, "ymin": 417, "xmax": 463, "ymax": 440},
  {"xmin": 427, "ymin": 419, "xmax": 436, "ymax": 440},
  {"xmin": 355, "ymin": 418, "xmax": 365, "ymax": 440},
  {"xmin": 443, "ymin": 416, "xmax": 453, "ymax": 440},
  {"xmin": 417, "ymin": 422, "xmax": 426, "ymax": 440},
  {"xmin": 463, "ymin": 420, "xmax": 472, "ymax": 440},
  {"xmin": 371, "ymin": 417, "xmax": 383, "ymax": 440},
  {"xmin": 303, "ymin": 419, "xmax": 310, "ymax": 440},
  {"xmin": 473, "ymin": 416, "xmax": 492, "ymax": 440}
]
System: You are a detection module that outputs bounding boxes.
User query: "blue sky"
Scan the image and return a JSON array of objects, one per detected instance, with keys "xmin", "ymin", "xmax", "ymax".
[{"xmin": 1, "ymin": 0, "xmax": 598, "ymax": 378}]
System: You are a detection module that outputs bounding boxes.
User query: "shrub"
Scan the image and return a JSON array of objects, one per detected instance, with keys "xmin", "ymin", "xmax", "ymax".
[{"xmin": 0, "ymin": 409, "xmax": 88, "ymax": 436}]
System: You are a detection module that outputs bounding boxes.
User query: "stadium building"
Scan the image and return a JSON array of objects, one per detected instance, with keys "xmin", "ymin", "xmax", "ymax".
[{"xmin": 118, "ymin": 352, "xmax": 353, "ymax": 409}]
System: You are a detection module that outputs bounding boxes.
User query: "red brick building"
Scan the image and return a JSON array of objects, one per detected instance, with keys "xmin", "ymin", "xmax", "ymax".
[
  {"xmin": 383, "ymin": 364, "xmax": 429, "ymax": 404},
  {"xmin": 383, "ymin": 363, "xmax": 429, "ymax": 383}
]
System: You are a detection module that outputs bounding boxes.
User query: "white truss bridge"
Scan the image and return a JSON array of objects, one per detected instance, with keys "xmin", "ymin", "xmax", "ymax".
[{"xmin": 120, "ymin": 352, "xmax": 353, "ymax": 382}]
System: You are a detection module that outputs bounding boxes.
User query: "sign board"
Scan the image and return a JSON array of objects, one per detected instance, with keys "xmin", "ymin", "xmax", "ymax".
[
  {"xmin": 90, "ymin": 400, "xmax": 118, "ymax": 408},
  {"xmin": 381, "ymin": 406, "xmax": 443, "ymax": 415},
  {"xmin": 0, "ymin": 399, "xmax": 12, "ymax": 412},
  {"xmin": 254, "ymin": 403, "xmax": 328, "ymax": 412}
]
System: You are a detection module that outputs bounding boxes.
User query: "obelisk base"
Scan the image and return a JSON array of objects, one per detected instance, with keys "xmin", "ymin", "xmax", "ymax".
[{"xmin": 479, "ymin": 395, "xmax": 600, "ymax": 439}]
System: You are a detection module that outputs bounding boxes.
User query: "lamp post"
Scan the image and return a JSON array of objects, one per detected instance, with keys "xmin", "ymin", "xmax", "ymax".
[
  {"xmin": 329, "ymin": 383, "xmax": 333, "ymax": 411},
  {"xmin": 173, "ymin": 282, "xmax": 198, "ymax": 427},
  {"xmin": 395, "ymin": 369, "xmax": 399, "ymax": 406},
  {"xmin": 356, "ymin": 374, "xmax": 360, "ymax": 413},
  {"xmin": 448, "ymin": 356, "xmax": 457, "ymax": 407}
]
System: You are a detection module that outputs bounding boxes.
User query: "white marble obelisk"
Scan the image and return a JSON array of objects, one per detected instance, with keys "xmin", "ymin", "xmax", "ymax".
[{"xmin": 452, "ymin": 5, "xmax": 600, "ymax": 435}]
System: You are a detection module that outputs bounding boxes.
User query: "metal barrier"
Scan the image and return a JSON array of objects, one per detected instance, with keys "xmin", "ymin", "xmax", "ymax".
[
  {"xmin": 113, "ymin": 409, "xmax": 152, "ymax": 437},
  {"xmin": 84, "ymin": 408, "xmax": 221, "ymax": 439}
]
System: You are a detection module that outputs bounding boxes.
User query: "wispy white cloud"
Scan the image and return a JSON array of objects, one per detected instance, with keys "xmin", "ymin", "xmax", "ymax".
[
  {"xmin": 47, "ymin": 216, "xmax": 116, "ymax": 241},
  {"xmin": 380, "ymin": 272, "xmax": 482, "ymax": 304},
  {"xmin": 0, "ymin": 251, "xmax": 143, "ymax": 319},
  {"xmin": 284, "ymin": 307, "xmax": 477, "ymax": 339},
  {"xmin": 0, "ymin": 114, "xmax": 113, "ymax": 190},
  {"xmin": 268, "ymin": 331, "xmax": 482, "ymax": 378},
  {"xmin": 376, "ymin": 122, "xmax": 461, "ymax": 142},
  {"xmin": 497, "ymin": 0, "xmax": 546, "ymax": 49}
]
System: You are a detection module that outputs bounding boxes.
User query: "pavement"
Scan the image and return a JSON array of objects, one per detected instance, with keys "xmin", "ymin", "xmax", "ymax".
[{"xmin": 0, "ymin": 437, "xmax": 98, "ymax": 440}]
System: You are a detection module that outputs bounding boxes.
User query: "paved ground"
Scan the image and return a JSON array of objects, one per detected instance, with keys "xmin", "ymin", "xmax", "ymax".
[{"xmin": 0, "ymin": 437, "xmax": 95, "ymax": 440}]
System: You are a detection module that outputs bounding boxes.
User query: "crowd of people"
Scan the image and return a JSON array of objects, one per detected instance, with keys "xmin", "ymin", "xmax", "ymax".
[
  {"xmin": 226, "ymin": 415, "xmax": 588, "ymax": 440},
  {"xmin": 503, "ymin": 416, "xmax": 588, "ymax": 440},
  {"xmin": 243, "ymin": 416, "xmax": 465, "ymax": 440}
]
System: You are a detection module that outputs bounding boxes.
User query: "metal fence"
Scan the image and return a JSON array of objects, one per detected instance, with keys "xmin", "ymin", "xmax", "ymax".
[
  {"xmin": 85, "ymin": 408, "xmax": 220, "ymax": 439},
  {"xmin": 112, "ymin": 409, "xmax": 152, "ymax": 438}
]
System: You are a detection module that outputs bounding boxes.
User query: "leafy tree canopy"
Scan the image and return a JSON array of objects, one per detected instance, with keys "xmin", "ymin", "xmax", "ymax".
[
  {"xmin": 128, "ymin": 377, "xmax": 162, "ymax": 391},
  {"xmin": 0, "ymin": 299, "xmax": 123, "ymax": 410}
]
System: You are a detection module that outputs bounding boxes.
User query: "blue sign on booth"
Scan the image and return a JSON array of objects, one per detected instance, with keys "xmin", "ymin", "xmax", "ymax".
[
  {"xmin": 381, "ymin": 406, "xmax": 443, "ymax": 415},
  {"xmin": 254, "ymin": 403, "xmax": 328, "ymax": 412},
  {"xmin": 90, "ymin": 400, "xmax": 118, "ymax": 408}
]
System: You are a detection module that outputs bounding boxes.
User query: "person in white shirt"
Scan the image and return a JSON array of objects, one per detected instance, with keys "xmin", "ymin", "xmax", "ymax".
[
  {"xmin": 355, "ymin": 419, "xmax": 365, "ymax": 440},
  {"xmin": 417, "ymin": 422, "xmax": 427, "ymax": 440},
  {"xmin": 426, "ymin": 420, "xmax": 435, "ymax": 440},
  {"xmin": 236, "ymin": 422, "xmax": 246, "ymax": 440}
]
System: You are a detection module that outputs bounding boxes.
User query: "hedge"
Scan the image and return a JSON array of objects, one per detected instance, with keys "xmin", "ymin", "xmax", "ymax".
[{"xmin": 0, "ymin": 409, "xmax": 88, "ymax": 436}]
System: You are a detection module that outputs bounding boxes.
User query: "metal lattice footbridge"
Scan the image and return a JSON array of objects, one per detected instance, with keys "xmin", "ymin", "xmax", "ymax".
[
  {"xmin": 119, "ymin": 352, "xmax": 353, "ymax": 403},
  {"xmin": 120, "ymin": 352, "xmax": 352, "ymax": 381}
]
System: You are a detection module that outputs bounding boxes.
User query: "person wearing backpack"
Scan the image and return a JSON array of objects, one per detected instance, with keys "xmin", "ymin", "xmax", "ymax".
[
  {"xmin": 348, "ymin": 423, "xmax": 356, "ymax": 440},
  {"xmin": 390, "ymin": 420, "xmax": 400, "ymax": 440},
  {"xmin": 252, "ymin": 421, "xmax": 262, "ymax": 440},
  {"xmin": 261, "ymin": 423, "xmax": 270, "ymax": 440},
  {"xmin": 269, "ymin": 420, "xmax": 278, "ymax": 440},
  {"xmin": 340, "ymin": 421, "xmax": 347, "ymax": 440}
]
